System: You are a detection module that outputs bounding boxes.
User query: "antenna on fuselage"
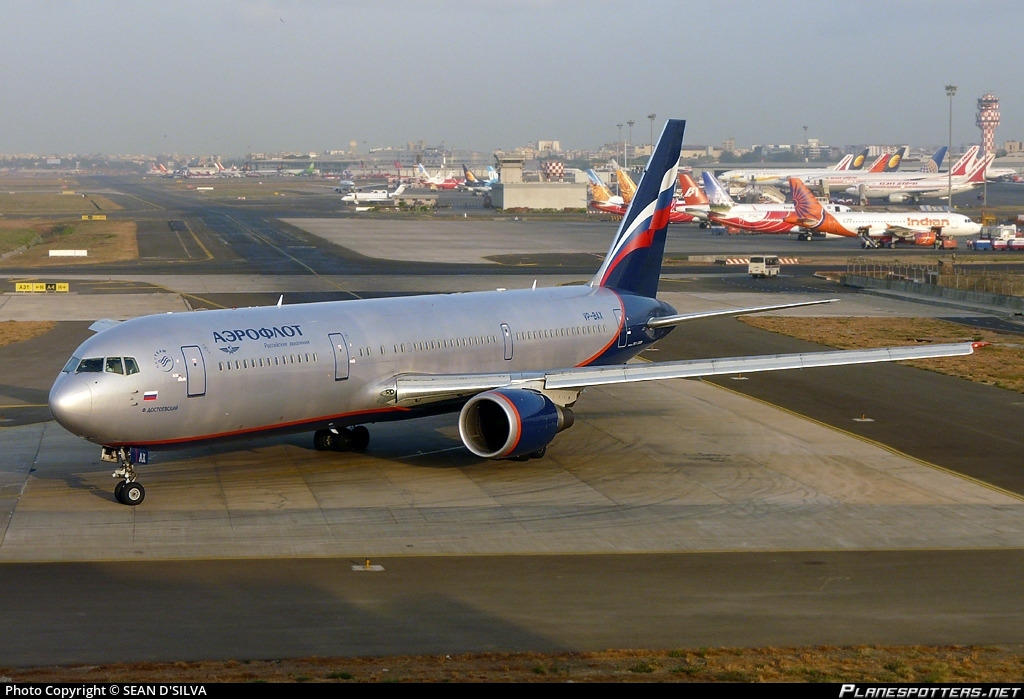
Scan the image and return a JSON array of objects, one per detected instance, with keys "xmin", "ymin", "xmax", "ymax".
[{"xmin": 277, "ymin": 295, "xmax": 283, "ymax": 307}]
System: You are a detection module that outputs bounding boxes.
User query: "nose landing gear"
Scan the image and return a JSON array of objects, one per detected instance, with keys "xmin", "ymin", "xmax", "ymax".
[{"xmin": 103, "ymin": 446, "xmax": 146, "ymax": 506}]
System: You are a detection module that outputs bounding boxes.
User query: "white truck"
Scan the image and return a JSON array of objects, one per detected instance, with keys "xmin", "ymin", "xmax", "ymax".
[{"xmin": 748, "ymin": 255, "xmax": 780, "ymax": 278}]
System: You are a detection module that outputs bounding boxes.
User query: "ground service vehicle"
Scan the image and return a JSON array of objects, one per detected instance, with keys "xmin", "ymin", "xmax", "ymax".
[{"xmin": 748, "ymin": 255, "xmax": 780, "ymax": 278}]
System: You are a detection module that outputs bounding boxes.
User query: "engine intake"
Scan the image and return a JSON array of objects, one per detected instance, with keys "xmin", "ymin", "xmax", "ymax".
[{"xmin": 458, "ymin": 389, "xmax": 574, "ymax": 459}]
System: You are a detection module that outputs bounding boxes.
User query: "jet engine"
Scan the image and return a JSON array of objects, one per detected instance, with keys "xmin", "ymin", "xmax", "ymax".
[
  {"xmin": 912, "ymin": 231, "xmax": 937, "ymax": 246},
  {"xmin": 458, "ymin": 388, "xmax": 574, "ymax": 459},
  {"xmin": 888, "ymin": 194, "xmax": 914, "ymax": 204}
]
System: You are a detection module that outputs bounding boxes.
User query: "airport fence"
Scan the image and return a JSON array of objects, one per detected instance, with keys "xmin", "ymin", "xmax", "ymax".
[{"xmin": 846, "ymin": 259, "xmax": 1024, "ymax": 298}]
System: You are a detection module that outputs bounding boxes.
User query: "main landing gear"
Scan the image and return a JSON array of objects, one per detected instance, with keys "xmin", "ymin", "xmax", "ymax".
[
  {"xmin": 102, "ymin": 446, "xmax": 146, "ymax": 506},
  {"xmin": 313, "ymin": 426, "xmax": 370, "ymax": 453}
]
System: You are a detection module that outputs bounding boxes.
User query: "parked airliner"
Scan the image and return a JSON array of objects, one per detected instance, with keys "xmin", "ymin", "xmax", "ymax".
[
  {"xmin": 786, "ymin": 176, "xmax": 982, "ymax": 245},
  {"xmin": 48, "ymin": 119, "xmax": 975, "ymax": 505},
  {"xmin": 340, "ymin": 183, "xmax": 407, "ymax": 204}
]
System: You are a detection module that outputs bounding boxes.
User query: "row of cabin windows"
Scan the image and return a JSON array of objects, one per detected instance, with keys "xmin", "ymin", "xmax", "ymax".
[
  {"xmin": 64, "ymin": 356, "xmax": 141, "ymax": 375},
  {"xmin": 217, "ymin": 352, "xmax": 318, "ymax": 372},
  {"xmin": 515, "ymin": 324, "xmax": 607, "ymax": 341},
  {"xmin": 369, "ymin": 324, "xmax": 608, "ymax": 358},
  {"xmin": 393, "ymin": 334, "xmax": 498, "ymax": 355}
]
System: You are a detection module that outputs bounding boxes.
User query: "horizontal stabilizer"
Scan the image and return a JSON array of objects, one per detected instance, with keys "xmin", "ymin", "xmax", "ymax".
[
  {"xmin": 646, "ymin": 298, "xmax": 838, "ymax": 329},
  {"xmin": 88, "ymin": 319, "xmax": 122, "ymax": 333}
]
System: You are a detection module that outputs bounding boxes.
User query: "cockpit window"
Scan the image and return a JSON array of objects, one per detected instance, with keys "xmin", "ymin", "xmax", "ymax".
[
  {"xmin": 76, "ymin": 358, "xmax": 104, "ymax": 373},
  {"xmin": 124, "ymin": 357, "xmax": 139, "ymax": 375},
  {"xmin": 62, "ymin": 356, "xmax": 81, "ymax": 373},
  {"xmin": 105, "ymin": 357, "xmax": 124, "ymax": 374}
]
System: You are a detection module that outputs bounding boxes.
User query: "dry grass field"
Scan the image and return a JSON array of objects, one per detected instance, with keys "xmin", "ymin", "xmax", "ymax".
[
  {"xmin": 0, "ymin": 218, "xmax": 137, "ymax": 266},
  {"xmin": 739, "ymin": 315, "xmax": 1024, "ymax": 394},
  {"xmin": 3, "ymin": 645, "xmax": 1024, "ymax": 683}
]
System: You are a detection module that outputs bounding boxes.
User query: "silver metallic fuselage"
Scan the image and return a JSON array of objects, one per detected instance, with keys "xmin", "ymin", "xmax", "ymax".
[{"xmin": 48, "ymin": 285, "xmax": 673, "ymax": 447}]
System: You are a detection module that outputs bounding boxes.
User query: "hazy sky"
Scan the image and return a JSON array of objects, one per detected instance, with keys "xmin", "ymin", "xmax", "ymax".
[{"xmin": 2, "ymin": 0, "xmax": 1021, "ymax": 157}]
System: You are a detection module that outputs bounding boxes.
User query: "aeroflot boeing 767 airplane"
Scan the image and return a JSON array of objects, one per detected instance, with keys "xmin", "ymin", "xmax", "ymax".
[{"xmin": 48, "ymin": 120, "xmax": 976, "ymax": 505}]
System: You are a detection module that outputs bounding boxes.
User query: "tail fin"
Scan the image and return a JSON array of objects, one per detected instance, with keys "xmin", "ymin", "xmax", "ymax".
[
  {"xmin": 591, "ymin": 119, "xmax": 685, "ymax": 298},
  {"xmin": 393, "ymin": 183, "xmax": 407, "ymax": 196},
  {"xmin": 881, "ymin": 146, "xmax": 907, "ymax": 172},
  {"xmin": 462, "ymin": 164, "xmax": 479, "ymax": 183},
  {"xmin": 965, "ymin": 153, "xmax": 994, "ymax": 184},
  {"xmin": 847, "ymin": 148, "xmax": 870, "ymax": 171},
  {"xmin": 677, "ymin": 173, "xmax": 708, "ymax": 206},
  {"xmin": 788, "ymin": 177, "xmax": 826, "ymax": 228},
  {"xmin": 616, "ymin": 168, "xmax": 638, "ymax": 204},
  {"xmin": 701, "ymin": 170, "xmax": 737, "ymax": 210},
  {"xmin": 486, "ymin": 166, "xmax": 499, "ymax": 183},
  {"xmin": 924, "ymin": 146, "xmax": 948, "ymax": 173},
  {"xmin": 950, "ymin": 145, "xmax": 980, "ymax": 177},
  {"xmin": 587, "ymin": 169, "xmax": 616, "ymax": 203},
  {"xmin": 832, "ymin": 154, "xmax": 854, "ymax": 171}
]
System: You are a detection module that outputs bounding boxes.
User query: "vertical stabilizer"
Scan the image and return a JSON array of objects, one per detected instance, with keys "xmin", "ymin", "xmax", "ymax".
[
  {"xmin": 677, "ymin": 173, "xmax": 708, "ymax": 207},
  {"xmin": 701, "ymin": 171, "xmax": 737, "ymax": 210},
  {"xmin": 950, "ymin": 145, "xmax": 981, "ymax": 177},
  {"xmin": 924, "ymin": 146, "xmax": 948, "ymax": 173},
  {"xmin": 591, "ymin": 119, "xmax": 685, "ymax": 299},
  {"xmin": 847, "ymin": 148, "xmax": 870, "ymax": 171}
]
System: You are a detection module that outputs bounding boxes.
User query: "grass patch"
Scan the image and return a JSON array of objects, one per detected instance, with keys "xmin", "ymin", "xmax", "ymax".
[
  {"xmin": 0, "ymin": 218, "xmax": 138, "ymax": 266},
  {"xmin": 0, "ymin": 191, "xmax": 122, "ymax": 214},
  {"xmin": 0, "ymin": 321, "xmax": 55, "ymax": 348}
]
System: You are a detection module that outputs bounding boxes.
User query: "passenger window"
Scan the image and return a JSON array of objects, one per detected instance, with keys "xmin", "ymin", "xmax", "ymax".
[
  {"xmin": 76, "ymin": 358, "xmax": 103, "ymax": 373},
  {"xmin": 105, "ymin": 357, "xmax": 124, "ymax": 374},
  {"xmin": 124, "ymin": 357, "xmax": 140, "ymax": 375}
]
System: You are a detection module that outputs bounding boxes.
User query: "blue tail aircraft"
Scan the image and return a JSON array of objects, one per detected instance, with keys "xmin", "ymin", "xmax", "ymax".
[{"xmin": 49, "ymin": 119, "xmax": 975, "ymax": 505}]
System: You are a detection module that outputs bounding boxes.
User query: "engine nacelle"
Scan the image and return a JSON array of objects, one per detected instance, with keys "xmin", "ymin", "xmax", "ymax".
[
  {"xmin": 888, "ymin": 193, "xmax": 913, "ymax": 204},
  {"xmin": 458, "ymin": 389, "xmax": 574, "ymax": 459},
  {"xmin": 913, "ymin": 230, "xmax": 937, "ymax": 246}
]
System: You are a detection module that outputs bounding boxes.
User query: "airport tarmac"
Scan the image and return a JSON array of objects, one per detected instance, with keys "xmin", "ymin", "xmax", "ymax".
[
  {"xmin": 2, "ymin": 274, "xmax": 1022, "ymax": 563},
  {"xmin": 2, "ymin": 214, "xmax": 1024, "ymax": 665}
]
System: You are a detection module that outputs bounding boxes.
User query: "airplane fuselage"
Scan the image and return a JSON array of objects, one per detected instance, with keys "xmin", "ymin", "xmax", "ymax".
[
  {"xmin": 805, "ymin": 212, "xmax": 981, "ymax": 239},
  {"xmin": 49, "ymin": 286, "xmax": 674, "ymax": 448}
]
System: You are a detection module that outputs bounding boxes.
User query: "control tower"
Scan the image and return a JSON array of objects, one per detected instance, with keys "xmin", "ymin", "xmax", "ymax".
[{"xmin": 976, "ymin": 93, "xmax": 1000, "ymax": 159}]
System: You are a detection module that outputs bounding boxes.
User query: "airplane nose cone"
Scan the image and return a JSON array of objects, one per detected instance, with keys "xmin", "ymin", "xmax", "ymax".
[{"xmin": 48, "ymin": 375, "xmax": 93, "ymax": 429}]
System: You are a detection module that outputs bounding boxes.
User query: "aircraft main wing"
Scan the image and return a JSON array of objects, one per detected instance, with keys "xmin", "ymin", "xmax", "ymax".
[
  {"xmin": 389, "ymin": 342, "xmax": 976, "ymax": 408},
  {"xmin": 885, "ymin": 225, "xmax": 926, "ymax": 238}
]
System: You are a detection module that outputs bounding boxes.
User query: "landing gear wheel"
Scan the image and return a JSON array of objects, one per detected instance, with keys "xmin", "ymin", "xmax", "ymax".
[
  {"xmin": 530, "ymin": 447, "xmax": 546, "ymax": 459},
  {"xmin": 109, "ymin": 446, "xmax": 144, "ymax": 506},
  {"xmin": 119, "ymin": 481, "xmax": 145, "ymax": 506},
  {"xmin": 351, "ymin": 425, "xmax": 370, "ymax": 451},
  {"xmin": 313, "ymin": 429, "xmax": 336, "ymax": 451},
  {"xmin": 331, "ymin": 429, "xmax": 353, "ymax": 452}
]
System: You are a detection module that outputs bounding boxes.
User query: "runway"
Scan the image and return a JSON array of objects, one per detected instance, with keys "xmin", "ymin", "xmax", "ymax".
[{"xmin": 1, "ymin": 178, "xmax": 1023, "ymax": 667}]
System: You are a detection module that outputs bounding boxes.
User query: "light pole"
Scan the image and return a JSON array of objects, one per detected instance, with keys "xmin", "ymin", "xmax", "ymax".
[
  {"xmin": 627, "ymin": 120, "xmax": 635, "ymax": 169},
  {"xmin": 648, "ymin": 113, "xmax": 656, "ymax": 148},
  {"xmin": 946, "ymin": 83, "xmax": 957, "ymax": 209},
  {"xmin": 616, "ymin": 123, "xmax": 623, "ymax": 166}
]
